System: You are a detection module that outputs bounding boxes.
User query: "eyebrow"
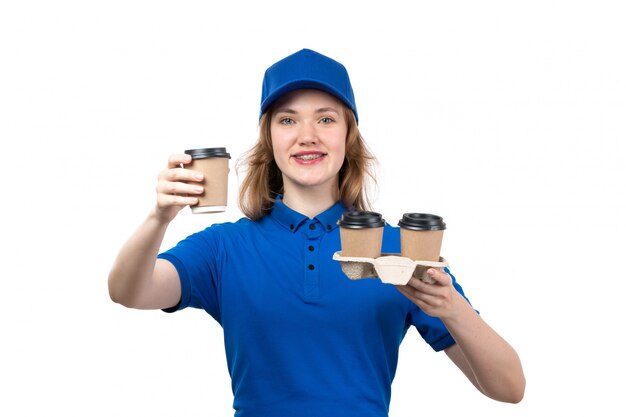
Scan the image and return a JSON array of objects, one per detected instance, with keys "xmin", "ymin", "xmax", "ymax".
[{"xmin": 274, "ymin": 107, "xmax": 340, "ymax": 115}]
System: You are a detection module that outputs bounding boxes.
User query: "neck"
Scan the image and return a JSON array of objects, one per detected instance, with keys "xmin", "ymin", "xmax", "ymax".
[{"xmin": 282, "ymin": 183, "xmax": 340, "ymax": 219}]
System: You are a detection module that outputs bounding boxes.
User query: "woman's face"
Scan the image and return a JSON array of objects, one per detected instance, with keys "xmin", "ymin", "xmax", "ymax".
[{"xmin": 270, "ymin": 89, "xmax": 348, "ymax": 195}]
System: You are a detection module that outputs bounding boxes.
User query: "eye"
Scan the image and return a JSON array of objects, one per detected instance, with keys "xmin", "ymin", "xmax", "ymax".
[
  {"xmin": 280, "ymin": 117, "xmax": 295, "ymax": 125},
  {"xmin": 319, "ymin": 117, "xmax": 334, "ymax": 124}
]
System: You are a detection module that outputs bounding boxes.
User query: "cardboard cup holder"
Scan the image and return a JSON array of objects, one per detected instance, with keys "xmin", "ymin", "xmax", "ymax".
[{"xmin": 332, "ymin": 252, "xmax": 448, "ymax": 285}]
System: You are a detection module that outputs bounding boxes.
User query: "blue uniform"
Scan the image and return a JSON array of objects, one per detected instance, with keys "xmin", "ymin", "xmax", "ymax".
[{"xmin": 158, "ymin": 199, "xmax": 470, "ymax": 417}]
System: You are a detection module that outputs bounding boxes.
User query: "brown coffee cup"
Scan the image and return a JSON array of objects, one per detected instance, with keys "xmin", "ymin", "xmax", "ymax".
[
  {"xmin": 184, "ymin": 147, "xmax": 231, "ymax": 213},
  {"xmin": 398, "ymin": 213, "xmax": 446, "ymax": 261},
  {"xmin": 338, "ymin": 211, "xmax": 386, "ymax": 258}
]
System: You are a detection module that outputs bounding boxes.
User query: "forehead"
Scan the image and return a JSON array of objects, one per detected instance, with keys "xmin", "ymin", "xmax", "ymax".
[{"xmin": 273, "ymin": 89, "xmax": 343, "ymax": 111}]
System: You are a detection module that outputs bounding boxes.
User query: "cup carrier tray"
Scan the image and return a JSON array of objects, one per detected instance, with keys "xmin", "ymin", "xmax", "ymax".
[{"xmin": 332, "ymin": 252, "xmax": 448, "ymax": 285}]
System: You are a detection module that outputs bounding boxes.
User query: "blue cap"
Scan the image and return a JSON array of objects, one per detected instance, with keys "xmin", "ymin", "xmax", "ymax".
[{"xmin": 260, "ymin": 48, "xmax": 358, "ymax": 123}]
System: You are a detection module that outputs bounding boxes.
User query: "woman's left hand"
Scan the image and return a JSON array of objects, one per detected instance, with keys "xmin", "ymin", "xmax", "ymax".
[
  {"xmin": 397, "ymin": 268, "xmax": 526, "ymax": 403},
  {"xmin": 395, "ymin": 268, "xmax": 463, "ymax": 319}
]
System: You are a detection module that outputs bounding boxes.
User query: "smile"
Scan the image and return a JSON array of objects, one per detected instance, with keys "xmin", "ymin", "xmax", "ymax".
[{"xmin": 294, "ymin": 153, "xmax": 325, "ymax": 161}]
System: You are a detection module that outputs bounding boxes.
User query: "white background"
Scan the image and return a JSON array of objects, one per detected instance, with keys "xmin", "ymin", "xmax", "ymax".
[{"xmin": 1, "ymin": 1, "xmax": 625, "ymax": 416}]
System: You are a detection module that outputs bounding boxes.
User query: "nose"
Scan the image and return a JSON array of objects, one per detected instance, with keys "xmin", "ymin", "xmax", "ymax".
[{"xmin": 298, "ymin": 122, "xmax": 317, "ymax": 145}]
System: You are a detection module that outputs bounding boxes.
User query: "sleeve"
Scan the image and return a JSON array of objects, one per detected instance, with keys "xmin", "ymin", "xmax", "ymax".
[
  {"xmin": 408, "ymin": 267, "xmax": 478, "ymax": 351},
  {"xmin": 157, "ymin": 226, "xmax": 224, "ymax": 323}
]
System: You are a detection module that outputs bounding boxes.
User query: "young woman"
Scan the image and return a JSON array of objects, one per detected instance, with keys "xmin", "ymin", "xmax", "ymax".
[{"xmin": 108, "ymin": 48, "xmax": 525, "ymax": 417}]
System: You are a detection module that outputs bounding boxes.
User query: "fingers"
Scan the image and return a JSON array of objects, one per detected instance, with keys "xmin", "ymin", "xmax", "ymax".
[
  {"xmin": 158, "ymin": 154, "xmax": 204, "ymax": 195},
  {"xmin": 156, "ymin": 171, "xmax": 204, "ymax": 196},
  {"xmin": 155, "ymin": 154, "xmax": 205, "ymax": 210},
  {"xmin": 157, "ymin": 192, "xmax": 199, "ymax": 208},
  {"xmin": 424, "ymin": 268, "xmax": 452, "ymax": 286},
  {"xmin": 395, "ymin": 283, "xmax": 441, "ymax": 311},
  {"xmin": 396, "ymin": 268, "xmax": 456, "ymax": 317},
  {"xmin": 403, "ymin": 269, "xmax": 445, "ymax": 292},
  {"xmin": 163, "ymin": 154, "xmax": 204, "ymax": 183},
  {"xmin": 167, "ymin": 153, "xmax": 191, "ymax": 169}
]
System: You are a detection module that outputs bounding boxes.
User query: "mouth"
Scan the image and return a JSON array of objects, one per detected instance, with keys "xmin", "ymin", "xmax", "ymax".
[{"xmin": 292, "ymin": 151, "xmax": 327, "ymax": 162}]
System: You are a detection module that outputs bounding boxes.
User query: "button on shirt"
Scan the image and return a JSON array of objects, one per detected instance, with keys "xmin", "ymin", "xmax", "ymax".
[{"xmin": 158, "ymin": 199, "xmax": 470, "ymax": 417}]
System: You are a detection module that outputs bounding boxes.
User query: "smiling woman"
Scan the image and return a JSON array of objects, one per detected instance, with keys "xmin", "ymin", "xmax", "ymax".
[
  {"xmin": 237, "ymin": 50, "xmax": 377, "ymax": 221},
  {"xmin": 108, "ymin": 48, "xmax": 525, "ymax": 417},
  {"xmin": 269, "ymin": 89, "xmax": 348, "ymax": 212}
]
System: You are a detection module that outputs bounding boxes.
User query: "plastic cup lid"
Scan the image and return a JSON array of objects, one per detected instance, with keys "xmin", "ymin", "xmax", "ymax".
[
  {"xmin": 338, "ymin": 211, "xmax": 386, "ymax": 229},
  {"xmin": 185, "ymin": 147, "xmax": 231, "ymax": 159},
  {"xmin": 398, "ymin": 213, "xmax": 446, "ymax": 231}
]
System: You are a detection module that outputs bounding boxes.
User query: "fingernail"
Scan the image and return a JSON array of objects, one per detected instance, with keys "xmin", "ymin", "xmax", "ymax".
[
  {"xmin": 428, "ymin": 268, "xmax": 436, "ymax": 275},
  {"xmin": 194, "ymin": 173, "xmax": 203, "ymax": 180}
]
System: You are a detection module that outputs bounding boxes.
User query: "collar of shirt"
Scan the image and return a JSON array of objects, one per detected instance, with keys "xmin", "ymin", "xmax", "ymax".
[{"xmin": 269, "ymin": 195, "xmax": 348, "ymax": 233}]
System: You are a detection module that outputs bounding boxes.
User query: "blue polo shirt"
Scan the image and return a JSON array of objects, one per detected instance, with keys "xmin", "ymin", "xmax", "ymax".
[{"xmin": 158, "ymin": 199, "xmax": 469, "ymax": 417}]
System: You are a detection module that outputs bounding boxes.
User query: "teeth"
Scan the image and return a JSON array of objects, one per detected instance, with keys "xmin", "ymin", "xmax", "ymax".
[{"xmin": 295, "ymin": 154, "xmax": 323, "ymax": 161}]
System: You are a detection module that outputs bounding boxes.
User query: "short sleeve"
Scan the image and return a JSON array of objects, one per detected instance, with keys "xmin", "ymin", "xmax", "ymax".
[
  {"xmin": 157, "ymin": 226, "xmax": 223, "ymax": 323},
  {"xmin": 408, "ymin": 267, "xmax": 476, "ymax": 351}
]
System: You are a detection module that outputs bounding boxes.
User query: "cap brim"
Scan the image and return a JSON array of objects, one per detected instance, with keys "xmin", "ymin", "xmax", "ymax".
[{"xmin": 260, "ymin": 80, "xmax": 358, "ymax": 122}]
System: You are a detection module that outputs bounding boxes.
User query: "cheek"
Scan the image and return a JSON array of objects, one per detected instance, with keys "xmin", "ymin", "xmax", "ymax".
[
  {"xmin": 332, "ymin": 144, "xmax": 347, "ymax": 174},
  {"xmin": 272, "ymin": 146, "xmax": 286, "ymax": 167},
  {"xmin": 335, "ymin": 136, "xmax": 347, "ymax": 160},
  {"xmin": 335, "ymin": 147, "xmax": 346, "ymax": 166},
  {"xmin": 270, "ymin": 131, "xmax": 286, "ymax": 159},
  {"xmin": 271, "ymin": 141, "xmax": 290, "ymax": 172},
  {"xmin": 339, "ymin": 141, "xmax": 347, "ymax": 157}
]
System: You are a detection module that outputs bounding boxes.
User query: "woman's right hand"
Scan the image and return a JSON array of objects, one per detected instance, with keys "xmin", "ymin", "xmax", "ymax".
[{"xmin": 153, "ymin": 153, "xmax": 204, "ymax": 224}]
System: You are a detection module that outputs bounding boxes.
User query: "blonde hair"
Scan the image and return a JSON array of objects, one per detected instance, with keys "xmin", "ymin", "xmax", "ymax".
[{"xmin": 237, "ymin": 105, "xmax": 376, "ymax": 220}]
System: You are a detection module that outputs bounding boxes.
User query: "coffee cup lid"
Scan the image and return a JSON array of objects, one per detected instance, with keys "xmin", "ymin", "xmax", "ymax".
[
  {"xmin": 398, "ymin": 213, "xmax": 446, "ymax": 231},
  {"xmin": 185, "ymin": 147, "xmax": 231, "ymax": 159},
  {"xmin": 338, "ymin": 211, "xmax": 386, "ymax": 229}
]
